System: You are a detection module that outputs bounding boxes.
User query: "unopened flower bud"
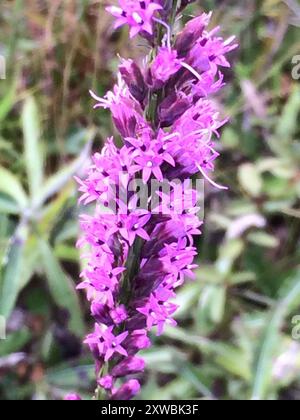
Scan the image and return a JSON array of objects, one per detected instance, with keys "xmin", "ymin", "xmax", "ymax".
[
  {"xmin": 111, "ymin": 379, "xmax": 141, "ymax": 400},
  {"xmin": 91, "ymin": 302, "xmax": 112, "ymax": 325},
  {"xmin": 158, "ymin": 92, "xmax": 190, "ymax": 127},
  {"xmin": 111, "ymin": 356, "xmax": 145, "ymax": 377},
  {"xmin": 119, "ymin": 59, "xmax": 148, "ymax": 104},
  {"xmin": 175, "ymin": 14, "xmax": 207, "ymax": 57},
  {"xmin": 98, "ymin": 375, "xmax": 114, "ymax": 390},
  {"xmin": 124, "ymin": 329, "xmax": 151, "ymax": 354}
]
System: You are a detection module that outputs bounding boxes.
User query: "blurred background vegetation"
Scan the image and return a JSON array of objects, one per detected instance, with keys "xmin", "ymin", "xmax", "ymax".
[{"xmin": 0, "ymin": 0, "xmax": 300, "ymax": 400}]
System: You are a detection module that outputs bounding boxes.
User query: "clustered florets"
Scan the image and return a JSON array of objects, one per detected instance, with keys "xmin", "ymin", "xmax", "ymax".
[
  {"xmin": 106, "ymin": 1, "xmax": 163, "ymax": 38},
  {"xmin": 69, "ymin": 0, "xmax": 237, "ymax": 401}
]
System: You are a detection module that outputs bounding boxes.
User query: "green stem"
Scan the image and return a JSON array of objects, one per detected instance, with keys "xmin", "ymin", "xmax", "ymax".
[
  {"xmin": 122, "ymin": 236, "xmax": 144, "ymax": 305},
  {"xmin": 170, "ymin": 0, "xmax": 179, "ymax": 30}
]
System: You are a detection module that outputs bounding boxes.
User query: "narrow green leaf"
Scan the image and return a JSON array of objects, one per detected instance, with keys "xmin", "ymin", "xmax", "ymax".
[
  {"xmin": 0, "ymin": 328, "xmax": 31, "ymax": 357},
  {"xmin": 238, "ymin": 163, "xmax": 263, "ymax": 197},
  {"xmin": 275, "ymin": 86, "xmax": 300, "ymax": 142},
  {"xmin": 33, "ymin": 138, "xmax": 92, "ymax": 209},
  {"xmin": 216, "ymin": 239, "xmax": 244, "ymax": 276},
  {"xmin": 0, "ymin": 166, "xmax": 28, "ymax": 209},
  {"xmin": 251, "ymin": 269, "xmax": 300, "ymax": 400},
  {"xmin": 181, "ymin": 364, "xmax": 214, "ymax": 399},
  {"xmin": 214, "ymin": 343, "xmax": 251, "ymax": 381},
  {"xmin": 164, "ymin": 327, "xmax": 251, "ymax": 381},
  {"xmin": 19, "ymin": 236, "xmax": 40, "ymax": 291},
  {"xmin": 0, "ymin": 193, "xmax": 20, "ymax": 214},
  {"xmin": 144, "ymin": 377, "xmax": 193, "ymax": 400},
  {"xmin": 46, "ymin": 364, "xmax": 94, "ymax": 389},
  {"xmin": 174, "ymin": 282, "xmax": 202, "ymax": 318},
  {"xmin": 198, "ymin": 285, "xmax": 226, "ymax": 334},
  {"xmin": 247, "ymin": 232, "xmax": 279, "ymax": 248},
  {"xmin": 142, "ymin": 347, "xmax": 187, "ymax": 374},
  {"xmin": 230, "ymin": 271, "xmax": 256, "ymax": 285},
  {"xmin": 39, "ymin": 239, "xmax": 84, "ymax": 336},
  {"xmin": 22, "ymin": 96, "xmax": 44, "ymax": 198},
  {"xmin": 54, "ymin": 244, "xmax": 79, "ymax": 263},
  {"xmin": 0, "ymin": 229, "xmax": 26, "ymax": 318},
  {"xmin": 0, "ymin": 81, "xmax": 17, "ymax": 123}
]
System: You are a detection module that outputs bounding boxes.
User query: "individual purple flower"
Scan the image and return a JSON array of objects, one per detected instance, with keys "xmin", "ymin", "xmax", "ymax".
[
  {"xmin": 160, "ymin": 241, "xmax": 198, "ymax": 282},
  {"xmin": 78, "ymin": 265, "xmax": 126, "ymax": 306},
  {"xmin": 103, "ymin": 212, "xmax": 151, "ymax": 246},
  {"xmin": 106, "ymin": 1, "xmax": 163, "ymax": 38},
  {"xmin": 84, "ymin": 324, "xmax": 128, "ymax": 362},
  {"xmin": 149, "ymin": 48, "xmax": 182, "ymax": 89},
  {"xmin": 110, "ymin": 305, "xmax": 128, "ymax": 325},
  {"xmin": 98, "ymin": 375, "xmax": 114, "ymax": 390},
  {"xmin": 131, "ymin": 139, "xmax": 175, "ymax": 183},
  {"xmin": 137, "ymin": 293, "xmax": 178, "ymax": 335}
]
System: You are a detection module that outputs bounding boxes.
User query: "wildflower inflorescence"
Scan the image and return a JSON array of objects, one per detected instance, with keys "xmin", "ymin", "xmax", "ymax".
[{"xmin": 73, "ymin": 0, "xmax": 237, "ymax": 400}]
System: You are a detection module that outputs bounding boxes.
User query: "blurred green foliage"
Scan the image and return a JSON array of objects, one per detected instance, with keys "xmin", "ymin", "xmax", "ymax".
[{"xmin": 0, "ymin": 0, "xmax": 300, "ymax": 400}]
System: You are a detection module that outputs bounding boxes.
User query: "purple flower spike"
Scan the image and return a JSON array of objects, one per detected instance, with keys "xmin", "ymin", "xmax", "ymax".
[{"xmin": 78, "ymin": 0, "xmax": 237, "ymax": 401}]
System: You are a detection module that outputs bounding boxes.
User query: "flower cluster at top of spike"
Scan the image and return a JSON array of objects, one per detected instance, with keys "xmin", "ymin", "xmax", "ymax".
[{"xmin": 72, "ymin": 0, "xmax": 237, "ymax": 401}]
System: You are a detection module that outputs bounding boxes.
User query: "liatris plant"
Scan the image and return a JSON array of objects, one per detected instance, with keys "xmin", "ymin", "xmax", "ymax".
[{"xmin": 72, "ymin": 0, "xmax": 237, "ymax": 401}]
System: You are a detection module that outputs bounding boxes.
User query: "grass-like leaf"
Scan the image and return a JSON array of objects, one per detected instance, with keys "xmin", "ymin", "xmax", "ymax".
[{"xmin": 39, "ymin": 239, "xmax": 84, "ymax": 336}]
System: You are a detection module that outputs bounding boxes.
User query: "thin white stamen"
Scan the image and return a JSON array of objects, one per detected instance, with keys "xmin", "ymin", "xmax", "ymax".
[
  {"xmin": 132, "ymin": 12, "xmax": 143, "ymax": 25},
  {"xmin": 109, "ymin": 6, "xmax": 123, "ymax": 15},
  {"xmin": 208, "ymin": 26, "xmax": 220, "ymax": 37},
  {"xmin": 89, "ymin": 90, "xmax": 103, "ymax": 102},
  {"xmin": 197, "ymin": 164, "xmax": 228, "ymax": 190},
  {"xmin": 180, "ymin": 61, "xmax": 202, "ymax": 81},
  {"xmin": 203, "ymin": 143, "xmax": 219, "ymax": 156},
  {"xmin": 188, "ymin": 129, "xmax": 212, "ymax": 142},
  {"xmin": 89, "ymin": 73, "xmax": 128, "ymax": 109},
  {"xmin": 153, "ymin": 17, "xmax": 171, "ymax": 50},
  {"xmin": 224, "ymin": 35, "xmax": 236, "ymax": 46},
  {"xmin": 163, "ymin": 132, "xmax": 180, "ymax": 141}
]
